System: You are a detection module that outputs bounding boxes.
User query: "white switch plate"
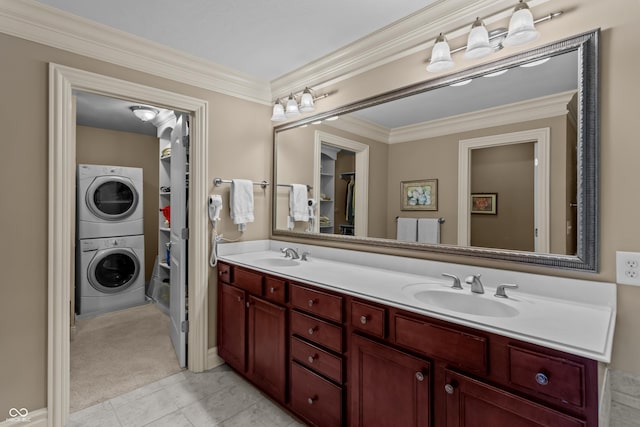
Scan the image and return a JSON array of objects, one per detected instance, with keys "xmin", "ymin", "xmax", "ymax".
[{"xmin": 616, "ymin": 251, "xmax": 640, "ymax": 286}]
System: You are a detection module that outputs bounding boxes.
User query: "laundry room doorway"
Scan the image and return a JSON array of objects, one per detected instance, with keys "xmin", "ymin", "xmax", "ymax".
[{"xmin": 49, "ymin": 63, "xmax": 209, "ymax": 426}]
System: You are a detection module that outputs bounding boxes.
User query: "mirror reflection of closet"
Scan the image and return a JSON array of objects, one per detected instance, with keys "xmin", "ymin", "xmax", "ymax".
[{"xmin": 318, "ymin": 145, "xmax": 356, "ymax": 235}]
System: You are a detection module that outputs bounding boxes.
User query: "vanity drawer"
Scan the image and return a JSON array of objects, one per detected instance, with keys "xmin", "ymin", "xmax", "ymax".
[
  {"xmin": 291, "ymin": 361, "xmax": 343, "ymax": 427},
  {"xmin": 264, "ymin": 276, "xmax": 287, "ymax": 304},
  {"xmin": 508, "ymin": 345, "xmax": 585, "ymax": 407},
  {"xmin": 233, "ymin": 267, "xmax": 264, "ymax": 295},
  {"xmin": 291, "ymin": 336, "xmax": 343, "ymax": 383},
  {"xmin": 291, "ymin": 310, "xmax": 343, "ymax": 353},
  {"xmin": 394, "ymin": 314, "xmax": 487, "ymax": 374},
  {"xmin": 350, "ymin": 300, "xmax": 385, "ymax": 339},
  {"xmin": 217, "ymin": 262, "xmax": 232, "ymax": 284},
  {"xmin": 291, "ymin": 284, "xmax": 343, "ymax": 322}
]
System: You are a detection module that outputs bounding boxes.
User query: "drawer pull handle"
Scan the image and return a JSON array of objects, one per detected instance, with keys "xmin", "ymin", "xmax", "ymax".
[
  {"xmin": 535, "ymin": 372, "xmax": 549, "ymax": 386},
  {"xmin": 307, "ymin": 396, "xmax": 317, "ymax": 405},
  {"xmin": 360, "ymin": 315, "xmax": 368, "ymax": 325},
  {"xmin": 270, "ymin": 287, "xmax": 276, "ymax": 293},
  {"xmin": 308, "ymin": 299, "xmax": 317, "ymax": 307},
  {"xmin": 415, "ymin": 372, "xmax": 424, "ymax": 382},
  {"xmin": 444, "ymin": 383, "xmax": 456, "ymax": 394},
  {"xmin": 308, "ymin": 354, "xmax": 318, "ymax": 364},
  {"xmin": 308, "ymin": 326, "xmax": 317, "ymax": 335}
]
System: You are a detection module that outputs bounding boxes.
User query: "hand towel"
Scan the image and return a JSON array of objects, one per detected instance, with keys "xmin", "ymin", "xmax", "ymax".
[
  {"xmin": 289, "ymin": 184, "xmax": 309, "ymax": 222},
  {"xmin": 418, "ymin": 218, "xmax": 441, "ymax": 244},
  {"xmin": 396, "ymin": 217, "xmax": 417, "ymax": 242},
  {"xmin": 230, "ymin": 179, "xmax": 254, "ymax": 232}
]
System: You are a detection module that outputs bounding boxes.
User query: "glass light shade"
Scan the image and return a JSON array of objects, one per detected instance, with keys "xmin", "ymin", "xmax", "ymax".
[
  {"xmin": 504, "ymin": 1, "xmax": 539, "ymax": 46},
  {"xmin": 270, "ymin": 101, "xmax": 286, "ymax": 121},
  {"xmin": 299, "ymin": 88, "xmax": 315, "ymax": 112},
  {"xmin": 426, "ymin": 34, "xmax": 454, "ymax": 72},
  {"xmin": 464, "ymin": 18, "xmax": 493, "ymax": 59},
  {"xmin": 285, "ymin": 95, "xmax": 300, "ymax": 117},
  {"xmin": 130, "ymin": 106, "xmax": 158, "ymax": 122}
]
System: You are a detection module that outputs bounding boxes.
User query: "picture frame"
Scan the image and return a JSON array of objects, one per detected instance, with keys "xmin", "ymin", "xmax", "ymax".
[
  {"xmin": 470, "ymin": 193, "xmax": 497, "ymax": 214},
  {"xmin": 401, "ymin": 179, "xmax": 438, "ymax": 211}
]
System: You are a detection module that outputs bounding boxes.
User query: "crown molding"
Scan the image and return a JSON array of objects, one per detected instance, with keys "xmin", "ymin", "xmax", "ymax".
[
  {"xmin": 270, "ymin": 0, "xmax": 551, "ymax": 97},
  {"xmin": 326, "ymin": 90, "xmax": 575, "ymax": 145},
  {"xmin": 0, "ymin": 0, "xmax": 272, "ymax": 104}
]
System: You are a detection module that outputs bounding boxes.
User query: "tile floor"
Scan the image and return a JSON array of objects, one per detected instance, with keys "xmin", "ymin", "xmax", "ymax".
[{"xmin": 68, "ymin": 364, "xmax": 306, "ymax": 427}]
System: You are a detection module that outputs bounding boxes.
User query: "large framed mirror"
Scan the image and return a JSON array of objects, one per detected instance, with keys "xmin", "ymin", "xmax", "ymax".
[{"xmin": 273, "ymin": 30, "xmax": 599, "ymax": 271}]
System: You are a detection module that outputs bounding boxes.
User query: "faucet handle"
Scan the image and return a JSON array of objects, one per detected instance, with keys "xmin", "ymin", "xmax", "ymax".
[
  {"xmin": 301, "ymin": 251, "xmax": 311, "ymax": 261},
  {"xmin": 495, "ymin": 283, "xmax": 519, "ymax": 298},
  {"xmin": 280, "ymin": 247, "xmax": 291, "ymax": 258},
  {"xmin": 442, "ymin": 273, "xmax": 463, "ymax": 290}
]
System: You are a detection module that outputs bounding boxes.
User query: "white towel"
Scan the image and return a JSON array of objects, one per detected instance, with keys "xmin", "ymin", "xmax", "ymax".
[
  {"xmin": 230, "ymin": 179, "xmax": 254, "ymax": 231},
  {"xmin": 418, "ymin": 218, "xmax": 441, "ymax": 244},
  {"xmin": 289, "ymin": 184, "xmax": 309, "ymax": 222},
  {"xmin": 396, "ymin": 218, "xmax": 417, "ymax": 242}
]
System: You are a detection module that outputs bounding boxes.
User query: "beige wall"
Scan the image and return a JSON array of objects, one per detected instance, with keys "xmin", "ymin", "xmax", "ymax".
[
  {"xmin": 0, "ymin": 33, "xmax": 271, "ymax": 414},
  {"xmin": 470, "ymin": 143, "xmax": 534, "ymax": 251},
  {"xmin": 76, "ymin": 126, "xmax": 159, "ymax": 282}
]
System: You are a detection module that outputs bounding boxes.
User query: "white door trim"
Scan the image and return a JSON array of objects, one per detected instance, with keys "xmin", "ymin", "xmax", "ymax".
[
  {"xmin": 457, "ymin": 128, "xmax": 550, "ymax": 252},
  {"xmin": 48, "ymin": 63, "xmax": 209, "ymax": 427},
  {"xmin": 313, "ymin": 131, "xmax": 369, "ymax": 236}
]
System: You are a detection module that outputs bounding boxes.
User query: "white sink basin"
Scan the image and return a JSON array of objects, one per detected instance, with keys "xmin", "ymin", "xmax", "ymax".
[
  {"xmin": 412, "ymin": 289, "xmax": 519, "ymax": 318},
  {"xmin": 254, "ymin": 257, "xmax": 300, "ymax": 267}
]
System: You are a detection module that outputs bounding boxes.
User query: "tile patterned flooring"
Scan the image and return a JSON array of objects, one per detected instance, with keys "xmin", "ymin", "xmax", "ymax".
[{"xmin": 68, "ymin": 364, "xmax": 306, "ymax": 427}]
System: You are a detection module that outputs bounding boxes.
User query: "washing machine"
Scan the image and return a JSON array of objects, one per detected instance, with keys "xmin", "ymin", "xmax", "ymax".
[
  {"xmin": 77, "ymin": 164, "xmax": 144, "ymax": 239},
  {"xmin": 76, "ymin": 234, "xmax": 146, "ymax": 317}
]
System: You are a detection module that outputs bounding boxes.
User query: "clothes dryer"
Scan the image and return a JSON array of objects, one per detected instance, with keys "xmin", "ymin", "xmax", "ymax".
[
  {"xmin": 77, "ymin": 164, "xmax": 143, "ymax": 239},
  {"xmin": 76, "ymin": 234, "xmax": 146, "ymax": 317}
]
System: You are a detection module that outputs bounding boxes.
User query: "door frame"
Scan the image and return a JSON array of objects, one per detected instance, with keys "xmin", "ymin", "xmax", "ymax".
[
  {"xmin": 457, "ymin": 128, "xmax": 550, "ymax": 252},
  {"xmin": 313, "ymin": 131, "xmax": 369, "ymax": 236},
  {"xmin": 48, "ymin": 63, "xmax": 209, "ymax": 426}
]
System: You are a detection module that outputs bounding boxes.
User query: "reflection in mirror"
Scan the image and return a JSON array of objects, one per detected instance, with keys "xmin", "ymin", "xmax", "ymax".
[{"xmin": 273, "ymin": 31, "xmax": 598, "ymax": 271}]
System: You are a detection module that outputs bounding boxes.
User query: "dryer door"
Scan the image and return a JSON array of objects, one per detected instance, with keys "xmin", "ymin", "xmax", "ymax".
[
  {"xmin": 88, "ymin": 248, "xmax": 140, "ymax": 294},
  {"xmin": 86, "ymin": 176, "xmax": 139, "ymax": 220}
]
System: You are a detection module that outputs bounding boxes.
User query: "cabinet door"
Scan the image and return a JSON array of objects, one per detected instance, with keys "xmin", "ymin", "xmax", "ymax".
[
  {"xmin": 350, "ymin": 334, "xmax": 430, "ymax": 427},
  {"xmin": 443, "ymin": 370, "xmax": 585, "ymax": 427},
  {"xmin": 218, "ymin": 282, "xmax": 246, "ymax": 372},
  {"xmin": 247, "ymin": 296, "xmax": 286, "ymax": 402}
]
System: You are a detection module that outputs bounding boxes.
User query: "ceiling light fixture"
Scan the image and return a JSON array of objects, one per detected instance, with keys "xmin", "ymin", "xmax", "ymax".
[
  {"xmin": 130, "ymin": 106, "xmax": 158, "ymax": 122},
  {"xmin": 270, "ymin": 87, "xmax": 329, "ymax": 122},
  {"xmin": 426, "ymin": 2, "xmax": 563, "ymax": 73}
]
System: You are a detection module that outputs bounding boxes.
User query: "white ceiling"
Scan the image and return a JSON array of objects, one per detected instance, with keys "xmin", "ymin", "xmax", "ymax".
[{"xmin": 35, "ymin": 0, "xmax": 436, "ymax": 82}]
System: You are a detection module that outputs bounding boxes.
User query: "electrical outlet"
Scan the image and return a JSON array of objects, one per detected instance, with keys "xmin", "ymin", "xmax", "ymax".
[{"xmin": 616, "ymin": 251, "xmax": 640, "ymax": 286}]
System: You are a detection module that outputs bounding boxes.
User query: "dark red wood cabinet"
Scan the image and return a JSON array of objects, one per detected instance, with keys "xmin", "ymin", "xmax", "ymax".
[{"xmin": 216, "ymin": 262, "xmax": 599, "ymax": 427}]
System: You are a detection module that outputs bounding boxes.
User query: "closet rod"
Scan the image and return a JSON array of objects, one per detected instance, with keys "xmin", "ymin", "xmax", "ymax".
[
  {"xmin": 213, "ymin": 178, "xmax": 269, "ymax": 189},
  {"xmin": 277, "ymin": 183, "xmax": 313, "ymax": 191}
]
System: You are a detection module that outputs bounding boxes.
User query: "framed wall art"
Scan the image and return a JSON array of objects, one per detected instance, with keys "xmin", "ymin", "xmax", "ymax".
[
  {"xmin": 401, "ymin": 179, "xmax": 438, "ymax": 211},
  {"xmin": 471, "ymin": 193, "xmax": 497, "ymax": 214}
]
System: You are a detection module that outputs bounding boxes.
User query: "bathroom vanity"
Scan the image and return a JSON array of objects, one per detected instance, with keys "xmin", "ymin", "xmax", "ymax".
[{"xmin": 216, "ymin": 241, "xmax": 614, "ymax": 427}]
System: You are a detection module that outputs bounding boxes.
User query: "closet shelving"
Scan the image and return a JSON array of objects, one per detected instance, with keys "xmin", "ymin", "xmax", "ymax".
[{"xmin": 319, "ymin": 146, "xmax": 341, "ymax": 233}]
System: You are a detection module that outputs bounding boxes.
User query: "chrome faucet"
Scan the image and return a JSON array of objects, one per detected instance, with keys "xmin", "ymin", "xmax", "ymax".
[
  {"xmin": 464, "ymin": 274, "xmax": 485, "ymax": 294},
  {"xmin": 281, "ymin": 247, "xmax": 300, "ymax": 259}
]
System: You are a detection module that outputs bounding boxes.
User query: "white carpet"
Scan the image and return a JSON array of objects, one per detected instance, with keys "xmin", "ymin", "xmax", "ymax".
[{"xmin": 70, "ymin": 303, "xmax": 183, "ymax": 412}]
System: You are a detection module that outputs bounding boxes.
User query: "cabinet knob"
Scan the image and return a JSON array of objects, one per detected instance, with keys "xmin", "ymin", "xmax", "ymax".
[
  {"xmin": 535, "ymin": 372, "xmax": 549, "ymax": 386},
  {"xmin": 360, "ymin": 315, "xmax": 368, "ymax": 325},
  {"xmin": 415, "ymin": 372, "xmax": 424, "ymax": 382},
  {"xmin": 270, "ymin": 287, "xmax": 276, "ymax": 293},
  {"xmin": 308, "ymin": 326, "xmax": 317, "ymax": 335},
  {"xmin": 308, "ymin": 299, "xmax": 316, "ymax": 307},
  {"xmin": 236, "ymin": 296, "xmax": 242, "ymax": 302},
  {"xmin": 444, "ymin": 383, "xmax": 457, "ymax": 394},
  {"xmin": 308, "ymin": 354, "xmax": 318, "ymax": 364},
  {"xmin": 246, "ymin": 301, "xmax": 251, "ymax": 308},
  {"xmin": 307, "ymin": 396, "xmax": 317, "ymax": 405}
]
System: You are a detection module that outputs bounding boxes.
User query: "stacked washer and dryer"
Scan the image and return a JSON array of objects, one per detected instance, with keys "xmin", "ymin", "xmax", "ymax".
[{"xmin": 75, "ymin": 164, "xmax": 146, "ymax": 317}]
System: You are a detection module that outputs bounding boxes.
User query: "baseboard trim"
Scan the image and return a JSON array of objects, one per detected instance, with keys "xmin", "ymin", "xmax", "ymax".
[
  {"xmin": 207, "ymin": 347, "xmax": 225, "ymax": 370},
  {"xmin": 599, "ymin": 365, "xmax": 611, "ymax": 427},
  {"xmin": 0, "ymin": 408, "xmax": 47, "ymax": 427}
]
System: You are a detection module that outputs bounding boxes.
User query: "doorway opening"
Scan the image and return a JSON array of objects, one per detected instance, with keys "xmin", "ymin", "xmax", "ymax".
[{"xmin": 49, "ymin": 63, "xmax": 209, "ymax": 426}]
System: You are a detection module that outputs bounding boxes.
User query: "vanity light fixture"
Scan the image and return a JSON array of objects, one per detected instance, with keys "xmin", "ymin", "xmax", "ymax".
[
  {"xmin": 130, "ymin": 106, "xmax": 158, "ymax": 122},
  {"xmin": 450, "ymin": 79, "xmax": 472, "ymax": 87},
  {"xmin": 425, "ymin": 1, "xmax": 563, "ymax": 73},
  {"xmin": 520, "ymin": 57, "xmax": 551, "ymax": 68},
  {"xmin": 270, "ymin": 87, "xmax": 329, "ymax": 122}
]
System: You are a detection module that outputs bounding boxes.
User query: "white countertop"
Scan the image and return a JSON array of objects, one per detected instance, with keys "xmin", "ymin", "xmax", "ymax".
[{"xmin": 218, "ymin": 240, "xmax": 616, "ymax": 363}]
